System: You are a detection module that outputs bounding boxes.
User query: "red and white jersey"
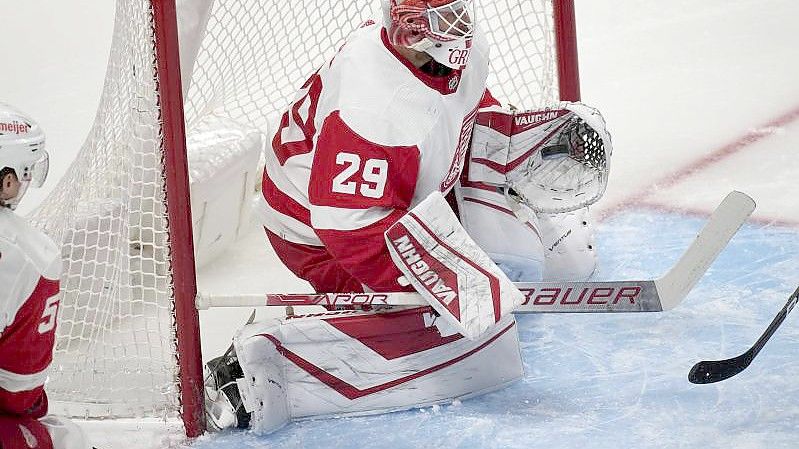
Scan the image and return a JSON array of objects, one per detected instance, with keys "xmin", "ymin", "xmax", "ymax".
[
  {"xmin": 0, "ymin": 207, "xmax": 61, "ymax": 418},
  {"xmin": 257, "ymin": 22, "xmax": 494, "ymax": 292}
]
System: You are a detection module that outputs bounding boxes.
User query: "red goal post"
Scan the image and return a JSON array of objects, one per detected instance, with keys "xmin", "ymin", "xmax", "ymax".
[{"xmin": 29, "ymin": 0, "xmax": 580, "ymax": 439}]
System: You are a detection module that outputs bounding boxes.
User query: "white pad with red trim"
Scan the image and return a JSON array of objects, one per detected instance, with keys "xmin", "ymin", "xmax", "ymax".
[
  {"xmin": 468, "ymin": 102, "xmax": 611, "ymax": 214},
  {"xmin": 234, "ymin": 308, "xmax": 522, "ymax": 434},
  {"xmin": 384, "ymin": 191, "xmax": 524, "ymax": 339}
]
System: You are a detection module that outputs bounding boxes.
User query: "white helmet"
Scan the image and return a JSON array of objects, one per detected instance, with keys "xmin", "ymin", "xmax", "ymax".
[
  {"xmin": 382, "ymin": 0, "xmax": 474, "ymax": 70},
  {"xmin": 0, "ymin": 102, "xmax": 48, "ymax": 209}
]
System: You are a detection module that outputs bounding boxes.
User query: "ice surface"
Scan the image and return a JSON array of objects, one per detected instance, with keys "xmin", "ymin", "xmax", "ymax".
[
  {"xmin": 2, "ymin": 0, "xmax": 799, "ymax": 448},
  {"xmin": 187, "ymin": 212, "xmax": 799, "ymax": 449}
]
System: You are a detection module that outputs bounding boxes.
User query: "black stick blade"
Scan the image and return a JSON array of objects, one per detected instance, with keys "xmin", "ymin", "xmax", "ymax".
[{"xmin": 688, "ymin": 353, "xmax": 752, "ymax": 384}]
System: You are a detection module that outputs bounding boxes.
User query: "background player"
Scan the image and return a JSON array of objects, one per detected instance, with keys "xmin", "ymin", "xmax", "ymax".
[{"xmin": 0, "ymin": 102, "xmax": 88, "ymax": 449}]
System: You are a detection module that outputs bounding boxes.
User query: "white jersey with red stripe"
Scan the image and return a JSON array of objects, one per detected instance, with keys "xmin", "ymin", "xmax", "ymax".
[
  {"xmin": 0, "ymin": 207, "xmax": 61, "ymax": 417},
  {"xmin": 256, "ymin": 21, "xmax": 491, "ymax": 292}
]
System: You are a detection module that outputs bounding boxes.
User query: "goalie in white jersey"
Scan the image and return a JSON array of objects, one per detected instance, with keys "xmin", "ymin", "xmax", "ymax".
[
  {"xmin": 0, "ymin": 103, "xmax": 88, "ymax": 448},
  {"xmin": 206, "ymin": 0, "xmax": 612, "ymax": 433}
]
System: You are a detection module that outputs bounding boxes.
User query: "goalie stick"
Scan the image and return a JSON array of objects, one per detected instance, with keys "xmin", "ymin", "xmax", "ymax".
[
  {"xmin": 688, "ymin": 284, "xmax": 799, "ymax": 384},
  {"xmin": 197, "ymin": 191, "xmax": 754, "ymax": 313}
]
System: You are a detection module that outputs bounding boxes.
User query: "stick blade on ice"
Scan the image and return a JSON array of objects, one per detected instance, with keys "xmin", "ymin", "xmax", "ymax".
[
  {"xmin": 688, "ymin": 285, "xmax": 799, "ymax": 385},
  {"xmin": 688, "ymin": 354, "xmax": 753, "ymax": 384}
]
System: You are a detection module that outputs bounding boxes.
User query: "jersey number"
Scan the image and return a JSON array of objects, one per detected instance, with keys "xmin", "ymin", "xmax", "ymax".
[
  {"xmin": 331, "ymin": 152, "xmax": 388, "ymax": 199},
  {"xmin": 38, "ymin": 296, "xmax": 60, "ymax": 334}
]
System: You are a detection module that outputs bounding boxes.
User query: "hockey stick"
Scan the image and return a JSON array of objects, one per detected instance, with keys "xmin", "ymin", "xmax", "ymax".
[
  {"xmin": 688, "ymin": 285, "xmax": 799, "ymax": 384},
  {"xmin": 196, "ymin": 191, "xmax": 755, "ymax": 313}
]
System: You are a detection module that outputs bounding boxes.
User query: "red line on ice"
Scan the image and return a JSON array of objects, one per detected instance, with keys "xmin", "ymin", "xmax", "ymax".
[{"xmin": 600, "ymin": 104, "xmax": 799, "ymax": 223}]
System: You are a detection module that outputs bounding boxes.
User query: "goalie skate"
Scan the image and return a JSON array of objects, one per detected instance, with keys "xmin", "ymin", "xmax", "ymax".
[{"xmin": 203, "ymin": 352, "xmax": 251, "ymax": 431}]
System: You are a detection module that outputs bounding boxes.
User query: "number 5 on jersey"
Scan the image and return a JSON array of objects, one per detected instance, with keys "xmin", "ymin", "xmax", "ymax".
[{"xmin": 38, "ymin": 296, "xmax": 60, "ymax": 334}]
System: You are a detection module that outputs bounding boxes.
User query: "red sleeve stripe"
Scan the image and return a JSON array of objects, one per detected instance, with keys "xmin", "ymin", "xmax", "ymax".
[
  {"xmin": 407, "ymin": 212, "xmax": 503, "ymax": 323},
  {"xmin": 261, "ymin": 168, "xmax": 311, "ymax": 227}
]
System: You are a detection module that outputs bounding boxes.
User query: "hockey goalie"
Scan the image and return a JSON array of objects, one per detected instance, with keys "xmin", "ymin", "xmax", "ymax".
[{"xmin": 205, "ymin": 0, "xmax": 611, "ymax": 433}]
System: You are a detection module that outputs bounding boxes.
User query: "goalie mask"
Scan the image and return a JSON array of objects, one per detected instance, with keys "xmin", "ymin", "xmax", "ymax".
[
  {"xmin": 382, "ymin": 0, "xmax": 474, "ymax": 70},
  {"xmin": 0, "ymin": 102, "xmax": 48, "ymax": 209}
]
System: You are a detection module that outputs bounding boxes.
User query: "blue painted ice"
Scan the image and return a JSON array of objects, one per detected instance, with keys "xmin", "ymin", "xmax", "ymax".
[{"xmin": 190, "ymin": 209, "xmax": 799, "ymax": 449}]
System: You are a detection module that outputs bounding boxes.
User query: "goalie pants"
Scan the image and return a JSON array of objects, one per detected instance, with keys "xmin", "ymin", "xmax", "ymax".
[{"xmin": 265, "ymin": 228, "xmax": 364, "ymax": 293}]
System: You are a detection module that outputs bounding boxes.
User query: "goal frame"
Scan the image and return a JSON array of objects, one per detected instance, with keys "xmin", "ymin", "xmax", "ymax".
[
  {"xmin": 148, "ymin": 0, "xmax": 580, "ymax": 438},
  {"xmin": 152, "ymin": 0, "xmax": 205, "ymax": 438}
]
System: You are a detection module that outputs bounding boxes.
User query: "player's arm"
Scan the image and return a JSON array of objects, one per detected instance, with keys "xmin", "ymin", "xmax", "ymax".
[
  {"xmin": 0, "ymin": 237, "xmax": 60, "ymax": 418},
  {"xmin": 308, "ymin": 110, "xmax": 421, "ymax": 292}
]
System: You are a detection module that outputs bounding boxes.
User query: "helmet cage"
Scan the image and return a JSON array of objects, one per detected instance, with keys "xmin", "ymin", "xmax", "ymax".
[{"xmin": 425, "ymin": 0, "xmax": 474, "ymax": 41}]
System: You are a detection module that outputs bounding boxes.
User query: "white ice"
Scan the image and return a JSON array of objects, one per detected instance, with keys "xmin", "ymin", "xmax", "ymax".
[{"xmin": 1, "ymin": 0, "xmax": 798, "ymax": 448}]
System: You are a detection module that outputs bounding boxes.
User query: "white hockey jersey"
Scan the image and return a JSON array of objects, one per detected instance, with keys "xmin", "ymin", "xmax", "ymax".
[
  {"xmin": 256, "ymin": 22, "xmax": 494, "ymax": 292},
  {"xmin": 0, "ymin": 207, "xmax": 61, "ymax": 417}
]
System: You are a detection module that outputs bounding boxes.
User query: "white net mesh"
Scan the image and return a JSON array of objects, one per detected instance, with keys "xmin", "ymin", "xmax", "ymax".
[{"xmin": 29, "ymin": 0, "xmax": 566, "ymax": 422}]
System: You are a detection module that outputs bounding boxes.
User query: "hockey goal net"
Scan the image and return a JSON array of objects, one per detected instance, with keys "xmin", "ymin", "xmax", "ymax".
[{"xmin": 28, "ymin": 0, "xmax": 579, "ymax": 438}]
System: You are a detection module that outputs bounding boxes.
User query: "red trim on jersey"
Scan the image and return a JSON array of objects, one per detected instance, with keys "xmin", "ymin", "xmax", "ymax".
[
  {"xmin": 380, "ymin": 28, "xmax": 463, "ymax": 96},
  {"xmin": 257, "ymin": 320, "xmax": 514, "ymax": 400},
  {"xmin": 0, "ymin": 276, "xmax": 59, "ymax": 418},
  {"xmin": 0, "ymin": 277, "xmax": 58, "ymax": 376},
  {"xmin": 273, "ymin": 72, "xmax": 324, "ymax": 165},
  {"xmin": 407, "ymin": 212, "xmax": 503, "ymax": 323},
  {"xmin": 261, "ymin": 169, "xmax": 312, "ymax": 227},
  {"xmin": 315, "ymin": 209, "xmax": 414, "ymax": 292},
  {"xmin": 309, "ymin": 110, "xmax": 420, "ymax": 210},
  {"xmin": 326, "ymin": 307, "xmax": 462, "ymax": 360}
]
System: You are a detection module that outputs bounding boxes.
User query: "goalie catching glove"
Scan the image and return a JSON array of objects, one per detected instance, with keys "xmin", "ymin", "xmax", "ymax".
[{"xmin": 468, "ymin": 102, "xmax": 612, "ymax": 214}]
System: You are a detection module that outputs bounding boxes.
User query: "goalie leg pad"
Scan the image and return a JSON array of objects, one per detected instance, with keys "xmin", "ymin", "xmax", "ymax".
[{"xmin": 235, "ymin": 308, "xmax": 523, "ymax": 434}]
